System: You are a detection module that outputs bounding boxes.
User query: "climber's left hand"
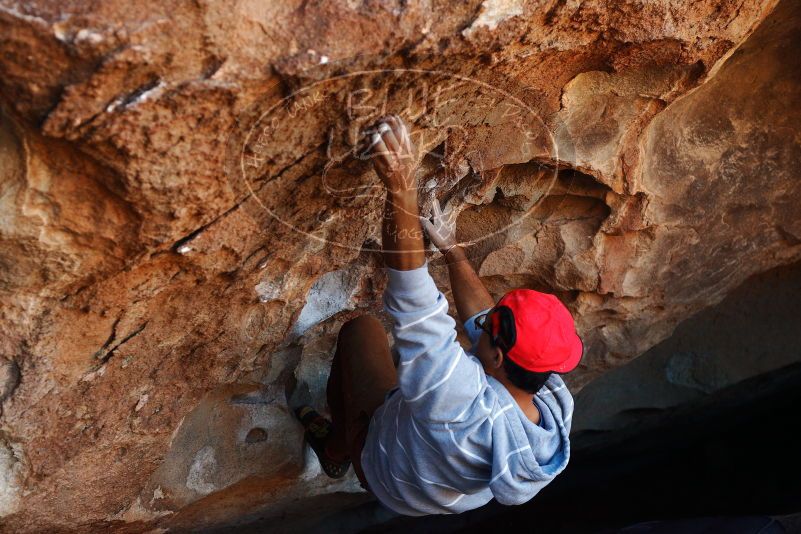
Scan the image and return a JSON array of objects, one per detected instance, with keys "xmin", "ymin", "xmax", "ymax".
[{"xmin": 421, "ymin": 198, "xmax": 458, "ymax": 254}]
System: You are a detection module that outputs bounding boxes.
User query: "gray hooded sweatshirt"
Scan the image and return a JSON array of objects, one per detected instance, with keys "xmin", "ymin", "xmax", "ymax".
[{"xmin": 361, "ymin": 264, "xmax": 574, "ymax": 516}]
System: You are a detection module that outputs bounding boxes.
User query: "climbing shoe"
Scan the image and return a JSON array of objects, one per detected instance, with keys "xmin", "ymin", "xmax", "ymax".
[{"xmin": 294, "ymin": 406, "xmax": 351, "ymax": 479}]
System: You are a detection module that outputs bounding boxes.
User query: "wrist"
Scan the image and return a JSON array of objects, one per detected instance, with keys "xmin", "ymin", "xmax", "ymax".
[
  {"xmin": 387, "ymin": 188, "xmax": 418, "ymax": 203},
  {"xmin": 444, "ymin": 244, "xmax": 465, "ymax": 263}
]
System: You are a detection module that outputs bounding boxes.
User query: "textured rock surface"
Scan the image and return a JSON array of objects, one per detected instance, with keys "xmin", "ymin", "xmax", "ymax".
[{"xmin": 0, "ymin": 0, "xmax": 799, "ymax": 531}]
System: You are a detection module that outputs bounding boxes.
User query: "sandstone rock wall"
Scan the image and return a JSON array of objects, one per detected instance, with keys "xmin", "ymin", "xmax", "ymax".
[{"xmin": 0, "ymin": 0, "xmax": 799, "ymax": 531}]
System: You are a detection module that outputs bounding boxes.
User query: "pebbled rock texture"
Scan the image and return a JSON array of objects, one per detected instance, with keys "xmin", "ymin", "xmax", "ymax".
[{"xmin": 0, "ymin": 0, "xmax": 799, "ymax": 531}]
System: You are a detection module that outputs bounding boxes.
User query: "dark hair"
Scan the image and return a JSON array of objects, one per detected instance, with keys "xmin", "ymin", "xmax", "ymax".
[
  {"xmin": 484, "ymin": 307, "xmax": 554, "ymax": 394},
  {"xmin": 501, "ymin": 355, "xmax": 553, "ymax": 394}
]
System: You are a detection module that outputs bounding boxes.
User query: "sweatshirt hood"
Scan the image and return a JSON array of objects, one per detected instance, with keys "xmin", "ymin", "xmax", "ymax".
[{"xmin": 487, "ymin": 374, "xmax": 573, "ymax": 503}]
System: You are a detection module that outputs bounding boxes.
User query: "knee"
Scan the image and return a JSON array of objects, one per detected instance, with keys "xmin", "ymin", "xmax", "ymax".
[{"xmin": 339, "ymin": 314, "xmax": 382, "ymax": 339}]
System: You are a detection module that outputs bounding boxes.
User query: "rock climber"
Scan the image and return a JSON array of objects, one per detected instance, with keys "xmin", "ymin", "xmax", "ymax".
[{"xmin": 295, "ymin": 115, "xmax": 583, "ymax": 515}]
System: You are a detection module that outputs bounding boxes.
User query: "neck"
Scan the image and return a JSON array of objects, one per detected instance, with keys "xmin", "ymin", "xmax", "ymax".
[{"xmin": 494, "ymin": 371, "xmax": 541, "ymax": 424}]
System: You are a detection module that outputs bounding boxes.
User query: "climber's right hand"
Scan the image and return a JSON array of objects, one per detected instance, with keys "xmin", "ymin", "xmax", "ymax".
[
  {"xmin": 369, "ymin": 115, "xmax": 417, "ymax": 194},
  {"xmin": 420, "ymin": 198, "xmax": 458, "ymax": 254}
]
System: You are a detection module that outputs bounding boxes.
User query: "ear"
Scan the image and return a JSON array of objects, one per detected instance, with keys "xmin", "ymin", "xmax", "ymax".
[{"xmin": 492, "ymin": 346, "xmax": 504, "ymax": 369}]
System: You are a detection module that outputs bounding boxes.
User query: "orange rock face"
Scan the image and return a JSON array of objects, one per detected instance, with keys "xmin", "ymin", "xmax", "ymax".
[{"xmin": 0, "ymin": 0, "xmax": 799, "ymax": 530}]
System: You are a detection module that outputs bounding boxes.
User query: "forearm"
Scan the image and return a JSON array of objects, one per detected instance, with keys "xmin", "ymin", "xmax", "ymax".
[
  {"xmin": 382, "ymin": 190, "xmax": 426, "ymax": 271},
  {"xmin": 445, "ymin": 245, "xmax": 495, "ymax": 323}
]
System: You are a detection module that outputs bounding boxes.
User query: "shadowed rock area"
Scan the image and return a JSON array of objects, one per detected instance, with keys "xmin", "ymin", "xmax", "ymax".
[{"xmin": 0, "ymin": 0, "xmax": 799, "ymax": 531}]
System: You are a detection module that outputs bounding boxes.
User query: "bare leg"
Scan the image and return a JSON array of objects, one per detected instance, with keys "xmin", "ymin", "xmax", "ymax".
[
  {"xmin": 324, "ymin": 341, "xmax": 348, "ymax": 463},
  {"xmin": 323, "ymin": 315, "xmax": 397, "ymax": 476}
]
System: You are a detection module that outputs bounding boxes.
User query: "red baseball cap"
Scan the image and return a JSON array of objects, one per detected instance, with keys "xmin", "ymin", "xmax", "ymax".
[{"xmin": 490, "ymin": 289, "xmax": 583, "ymax": 373}]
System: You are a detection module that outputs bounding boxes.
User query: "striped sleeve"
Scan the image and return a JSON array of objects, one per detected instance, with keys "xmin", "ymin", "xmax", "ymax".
[{"xmin": 384, "ymin": 264, "xmax": 485, "ymax": 423}]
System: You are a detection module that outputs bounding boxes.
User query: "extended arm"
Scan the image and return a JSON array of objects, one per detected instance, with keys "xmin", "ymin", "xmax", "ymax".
[
  {"xmin": 371, "ymin": 116, "xmax": 486, "ymax": 422},
  {"xmin": 370, "ymin": 116, "xmax": 425, "ymax": 271}
]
